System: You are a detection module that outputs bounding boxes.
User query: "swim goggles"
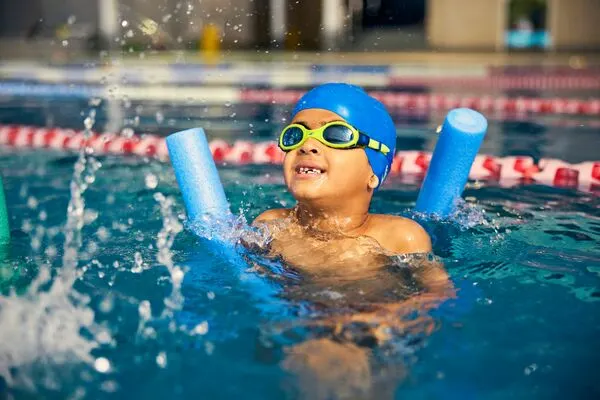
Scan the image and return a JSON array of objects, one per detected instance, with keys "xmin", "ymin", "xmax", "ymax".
[{"xmin": 278, "ymin": 121, "xmax": 390, "ymax": 155}]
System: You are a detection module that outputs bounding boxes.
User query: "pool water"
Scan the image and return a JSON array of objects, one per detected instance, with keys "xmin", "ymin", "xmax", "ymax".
[{"xmin": 0, "ymin": 100, "xmax": 599, "ymax": 400}]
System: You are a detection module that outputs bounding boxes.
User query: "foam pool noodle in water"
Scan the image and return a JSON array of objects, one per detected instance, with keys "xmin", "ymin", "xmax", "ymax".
[
  {"xmin": 166, "ymin": 128, "xmax": 283, "ymax": 316},
  {"xmin": 0, "ymin": 174, "xmax": 9, "ymax": 245},
  {"xmin": 415, "ymin": 108, "xmax": 488, "ymax": 218}
]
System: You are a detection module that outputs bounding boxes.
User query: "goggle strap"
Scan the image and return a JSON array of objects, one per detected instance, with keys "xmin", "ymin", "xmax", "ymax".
[
  {"xmin": 365, "ymin": 136, "xmax": 390, "ymax": 155},
  {"xmin": 368, "ymin": 138, "xmax": 379, "ymax": 151}
]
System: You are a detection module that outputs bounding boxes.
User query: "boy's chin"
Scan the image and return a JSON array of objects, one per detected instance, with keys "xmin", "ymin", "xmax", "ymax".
[{"xmin": 289, "ymin": 185, "xmax": 329, "ymax": 203}]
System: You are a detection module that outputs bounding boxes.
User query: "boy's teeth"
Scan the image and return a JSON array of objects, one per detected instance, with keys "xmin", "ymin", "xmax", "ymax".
[{"xmin": 299, "ymin": 167, "xmax": 321, "ymax": 174}]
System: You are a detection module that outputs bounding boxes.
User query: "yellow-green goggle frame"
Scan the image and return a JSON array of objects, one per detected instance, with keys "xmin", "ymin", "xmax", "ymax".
[{"xmin": 278, "ymin": 121, "xmax": 390, "ymax": 156}]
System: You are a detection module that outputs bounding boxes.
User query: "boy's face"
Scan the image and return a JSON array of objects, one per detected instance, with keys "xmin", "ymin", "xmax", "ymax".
[{"xmin": 283, "ymin": 108, "xmax": 375, "ymax": 205}]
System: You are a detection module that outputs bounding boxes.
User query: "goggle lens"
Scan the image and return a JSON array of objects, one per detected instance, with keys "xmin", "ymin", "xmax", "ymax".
[
  {"xmin": 281, "ymin": 126, "xmax": 304, "ymax": 147},
  {"xmin": 322, "ymin": 125, "xmax": 355, "ymax": 144}
]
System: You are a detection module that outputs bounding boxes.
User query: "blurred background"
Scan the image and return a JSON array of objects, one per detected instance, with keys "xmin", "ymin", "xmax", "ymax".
[
  {"xmin": 0, "ymin": 0, "xmax": 598, "ymax": 56},
  {"xmin": 0, "ymin": 3, "xmax": 599, "ymax": 399},
  {"xmin": 0, "ymin": 0, "xmax": 599, "ymax": 160}
]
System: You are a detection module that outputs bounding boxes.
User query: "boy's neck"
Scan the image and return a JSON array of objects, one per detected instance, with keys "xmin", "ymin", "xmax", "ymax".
[{"xmin": 294, "ymin": 203, "xmax": 370, "ymax": 236}]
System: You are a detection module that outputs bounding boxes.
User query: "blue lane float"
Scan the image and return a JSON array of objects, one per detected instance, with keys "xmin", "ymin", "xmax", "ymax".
[{"xmin": 416, "ymin": 108, "xmax": 488, "ymax": 217}]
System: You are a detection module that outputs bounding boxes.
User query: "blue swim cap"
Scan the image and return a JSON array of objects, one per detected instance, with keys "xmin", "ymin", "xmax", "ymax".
[{"xmin": 291, "ymin": 83, "xmax": 396, "ymax": 188}]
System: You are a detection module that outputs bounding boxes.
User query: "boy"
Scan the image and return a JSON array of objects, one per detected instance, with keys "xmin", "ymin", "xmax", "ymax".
[
  {"xmin": 253, "ymin": 83, "xmax": 446, "ymax": 282},
  {"xmin": 252, "ymin": 83, "xmax": 451, "ymax": 399}
]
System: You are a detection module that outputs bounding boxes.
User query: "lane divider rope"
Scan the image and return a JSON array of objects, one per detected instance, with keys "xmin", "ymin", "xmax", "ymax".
[{"xmin": 1, "ymin": 124, "xmax": 598, "ymax": 192}]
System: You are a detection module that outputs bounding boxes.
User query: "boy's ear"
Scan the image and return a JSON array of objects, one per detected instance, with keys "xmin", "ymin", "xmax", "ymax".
[{"xmin": 368, "ymin": 174, "xmax": 379, "ymax": 189}]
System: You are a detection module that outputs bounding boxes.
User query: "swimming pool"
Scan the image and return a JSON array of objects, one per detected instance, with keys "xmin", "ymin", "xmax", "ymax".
[{"xmin": 1, "ymin": 95, "xmax": 599, "ymax": 399}]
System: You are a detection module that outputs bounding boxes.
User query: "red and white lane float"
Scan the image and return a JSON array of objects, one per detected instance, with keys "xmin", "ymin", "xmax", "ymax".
[{"xmin": 0, "ymin": 124, "xmax": 598, "ymax": 192}]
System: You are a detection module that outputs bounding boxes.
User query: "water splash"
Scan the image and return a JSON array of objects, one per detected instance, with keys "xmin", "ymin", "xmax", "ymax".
[
  {"xmin": 154, "ymin": 193, "xmax": 184, "ymax": 317},
  {"xmin": 0, "ymin": 108, "xmax": 109, "ymax": 393},
  {"xmin": 0, "ymin": 267, "xmax": 96, "ymax": 389},
  {"xmin": 186, "ymin": 212, "xmax": 250, "ymax": 244},
  {"xmin": 61, "ymin": 110, "xmax": 102, "ymax": 283}
]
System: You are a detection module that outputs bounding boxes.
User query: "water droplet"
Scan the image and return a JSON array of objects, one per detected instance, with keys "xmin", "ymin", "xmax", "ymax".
[
  {"xmin": 84, "ymin": 117, "xmax": 94, "ymax": 131},
  {"xmin": 94, "ymin": 357, "xmax": 111, "ymax": 373},
  {"xmin": 524, "ymin": 363, "xmax": 538, "ymax": 375},
  {"xmin": 138, "ymin": 300, "xmax": 151, "ymax": 320},
  {"xmin": 120, "ymin": 127, "xmax": 134, "ymax": 138},
  {"xmin": 27, "ymin": 196, "xmax": 38, "ymax": 210},
  {"xmin": 100, "ymin": 380, "xmax": 118, "ymax": 392},
  {"xmin": 99, "ymin": 296, "xmax": 114, "ymax": 313},
  {"xmin": 89, "ymin": 97, "xmax": 102, "ymax": 107},
  {"xmin": 31, "ymin": 237, "xmax": 41, "ymax": 251},
  {"xmin": 121, "ymin": 20, "xmax": 128, "ymax": 27},
  {"xmin": 96, "ymin": 226, "xmax": 110, "ymax": 241},
  {"xmin": 156, "ymin": 351, "xmax": 168, "ymax": 368},
  {"xmin": 45, "ymin": 245, "xmax": 57, "ymax": 257},
  {"xmin": 132, "ymin": 252, "xmax": 144, "ymax": 273},
  {"xmin": 86, "ymin": 241, "xmax": 98, "ymax": 254},
  {"xmin": 96, "ymin": 330, "xmax": 112, "ymax": 344},
  {"xmin": 193, "ymin": 321, "xmax": 209, "ymax": 335}
]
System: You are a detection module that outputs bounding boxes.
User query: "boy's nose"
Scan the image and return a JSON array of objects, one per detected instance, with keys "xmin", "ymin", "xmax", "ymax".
[{"xmin": 298, "ymin": 138, "xmax": 322, "ymax": 155}]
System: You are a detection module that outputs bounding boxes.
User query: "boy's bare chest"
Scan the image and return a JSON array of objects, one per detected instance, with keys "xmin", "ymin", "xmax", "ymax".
[{"xmin": 268, "ymin": 228, "xmax": 390, "ymax": 275}]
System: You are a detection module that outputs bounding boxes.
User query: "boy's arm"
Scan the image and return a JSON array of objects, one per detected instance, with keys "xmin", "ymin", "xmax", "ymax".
[
  {"xmin": 371, "ymin": 216, "xmax": 452, "ymax": 295},
  {"xmin": 372, "ymin": 216, "xmax": 432, "ymax": 254}
]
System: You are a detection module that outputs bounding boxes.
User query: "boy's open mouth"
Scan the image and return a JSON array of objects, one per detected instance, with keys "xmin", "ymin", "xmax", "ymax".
[{"xmin": 294, "ymin": 163, "xmax": 326, "ymax": 177}]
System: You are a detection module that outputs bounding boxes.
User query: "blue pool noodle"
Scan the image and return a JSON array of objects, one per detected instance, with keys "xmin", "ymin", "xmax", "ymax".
[
  {"xmin": 415, "ymin": 108, "xmax": 488, "ymax": 217},
  {"xmin": 166, "ymin": 127, "xmax": 283, "ymax": 316},
  {"xmin": 166, "ymin": 127, "xmax": 231, "ymax": 222}
]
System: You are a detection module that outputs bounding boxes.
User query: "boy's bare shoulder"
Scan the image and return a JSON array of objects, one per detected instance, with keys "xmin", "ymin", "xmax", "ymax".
[
  {"xmin": 253, "ymin": 208, "xmax": 291, "ymax": 225},
  {"xmin": 367, "ymin": 214, "xmax": 432, "ymax": 254}
]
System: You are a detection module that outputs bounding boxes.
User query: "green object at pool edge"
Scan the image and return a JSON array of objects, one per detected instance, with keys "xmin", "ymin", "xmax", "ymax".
[{"xmin": 0, "ymin": 174, "xmax": 9, "ymax": 244}]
